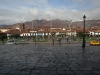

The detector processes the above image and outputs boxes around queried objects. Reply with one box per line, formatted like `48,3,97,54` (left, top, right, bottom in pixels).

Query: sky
0,0,100,25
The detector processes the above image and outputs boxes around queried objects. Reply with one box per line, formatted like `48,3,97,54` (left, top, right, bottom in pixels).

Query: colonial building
1,24,100,39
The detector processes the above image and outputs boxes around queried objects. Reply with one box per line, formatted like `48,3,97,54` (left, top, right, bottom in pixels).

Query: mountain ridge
0,19,100,29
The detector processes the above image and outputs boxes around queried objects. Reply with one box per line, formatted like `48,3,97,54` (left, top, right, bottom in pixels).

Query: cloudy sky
0,0,100,25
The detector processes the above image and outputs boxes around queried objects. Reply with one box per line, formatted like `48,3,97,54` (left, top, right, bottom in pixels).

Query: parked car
90,38,100,46
90,41,100,46
5,39,19,45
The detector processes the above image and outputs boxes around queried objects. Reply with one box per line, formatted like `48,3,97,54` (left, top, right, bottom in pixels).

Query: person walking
58,37,61,45
52,37,54,45
34,37,36,44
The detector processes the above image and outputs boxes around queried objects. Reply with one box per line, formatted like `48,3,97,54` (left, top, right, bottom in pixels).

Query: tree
77,32,83,37
0,33,7,41
10,34,20,39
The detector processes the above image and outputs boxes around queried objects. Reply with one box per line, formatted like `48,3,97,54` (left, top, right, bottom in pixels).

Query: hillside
0,25,12,29
1,19,100,29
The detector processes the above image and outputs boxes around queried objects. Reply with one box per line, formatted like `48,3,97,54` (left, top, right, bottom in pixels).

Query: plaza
0,43,100,75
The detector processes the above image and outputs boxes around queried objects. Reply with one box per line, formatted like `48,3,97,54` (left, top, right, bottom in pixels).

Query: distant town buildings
0,28,10,32
0,23,100,39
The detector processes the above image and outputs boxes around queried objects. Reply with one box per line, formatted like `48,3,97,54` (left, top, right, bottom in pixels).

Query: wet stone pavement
0,43,100,75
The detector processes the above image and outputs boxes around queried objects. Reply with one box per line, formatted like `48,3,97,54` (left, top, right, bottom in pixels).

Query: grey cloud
92,0,100,6
0,0,100,25
1,6,100,25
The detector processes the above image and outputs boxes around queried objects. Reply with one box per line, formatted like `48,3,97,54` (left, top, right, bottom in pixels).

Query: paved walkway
0,43,100,75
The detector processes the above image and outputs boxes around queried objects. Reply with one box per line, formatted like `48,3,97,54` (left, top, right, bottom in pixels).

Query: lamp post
31,5,33,41
68,20,72,39
82,15,86,48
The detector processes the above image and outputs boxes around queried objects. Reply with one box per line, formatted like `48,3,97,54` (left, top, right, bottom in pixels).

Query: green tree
77,32,83,37
0,33,7,41
10,34,20,39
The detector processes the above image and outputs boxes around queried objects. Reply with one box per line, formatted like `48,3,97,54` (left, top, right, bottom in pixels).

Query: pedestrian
66,36,69,41
58,37,61,45
67,38,69,42
34,37,36,44
52,38,54,45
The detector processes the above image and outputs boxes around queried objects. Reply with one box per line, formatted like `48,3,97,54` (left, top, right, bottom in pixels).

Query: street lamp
82,15,86,48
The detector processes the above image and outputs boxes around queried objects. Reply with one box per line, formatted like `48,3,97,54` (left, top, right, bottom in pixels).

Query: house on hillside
0,28,10,32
